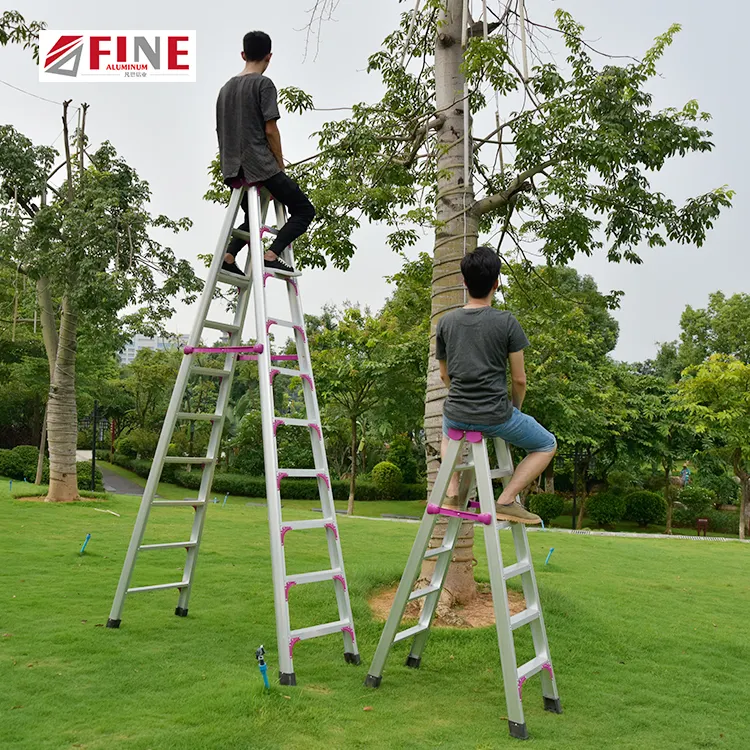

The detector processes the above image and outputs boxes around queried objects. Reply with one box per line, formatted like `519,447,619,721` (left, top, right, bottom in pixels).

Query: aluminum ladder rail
364,429,561,739
106,181,359,686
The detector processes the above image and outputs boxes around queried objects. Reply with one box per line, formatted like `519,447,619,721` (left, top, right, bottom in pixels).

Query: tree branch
471,159,557,218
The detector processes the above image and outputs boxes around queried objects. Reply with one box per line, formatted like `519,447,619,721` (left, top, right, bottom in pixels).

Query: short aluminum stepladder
106,179,360,685
364,429,561,739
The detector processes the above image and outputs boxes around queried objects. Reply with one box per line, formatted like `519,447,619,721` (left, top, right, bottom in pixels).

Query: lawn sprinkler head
255,645,266,665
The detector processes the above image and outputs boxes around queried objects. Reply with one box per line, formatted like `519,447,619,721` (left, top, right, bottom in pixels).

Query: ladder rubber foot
543,696,563,714
405,655,421,669
106,618,121,629
174,607,189,618
279,672,297,686
508,720,529,740
364,674,382,688
344,652,361,665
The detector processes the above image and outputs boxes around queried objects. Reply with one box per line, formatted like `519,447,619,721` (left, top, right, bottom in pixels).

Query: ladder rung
408,584,441,601
490,469,514,479
283,519,333,531
423,545,453,559
152,499,206,507
510,606,540,631
139,541,196,551
278,469,321,479
176,412,221,422
127,581,187,594
393,623,429,644
230,228,253,242
163,456,215,465
204,319,240,334
287,569,341,586
503,561,532,580
517,654,549,681
191,367,232,378
454,463,475,472
267,317,295,329
216,270,251,287
265,267,302,279
276,418,314,428
272,367,304,378
290,619,349,641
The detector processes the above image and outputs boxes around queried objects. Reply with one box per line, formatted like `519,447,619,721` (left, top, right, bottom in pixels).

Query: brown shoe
496,501,542,525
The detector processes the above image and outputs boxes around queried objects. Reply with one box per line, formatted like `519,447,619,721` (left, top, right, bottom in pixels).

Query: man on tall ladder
216,30,316,275
436,247,557,522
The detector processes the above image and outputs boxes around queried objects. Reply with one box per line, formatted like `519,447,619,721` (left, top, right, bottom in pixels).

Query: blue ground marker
544,547,555,566
256,645,270,689
80,533,92,555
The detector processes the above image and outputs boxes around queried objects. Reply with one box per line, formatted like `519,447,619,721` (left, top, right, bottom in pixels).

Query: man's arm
265,120,284,171
439,359,450,388
508,350,527,410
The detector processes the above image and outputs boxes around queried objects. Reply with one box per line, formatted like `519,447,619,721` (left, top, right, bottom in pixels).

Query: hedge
528,493,564,525
587,491,627,527
112,454,426,501
0,445,103,490
625,490,667,527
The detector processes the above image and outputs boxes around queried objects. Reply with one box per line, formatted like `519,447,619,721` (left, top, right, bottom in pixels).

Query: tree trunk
45,295,79,501
576,494,587,530
664,463,673,535
420,0,479,605
35,276,58,486
347,416,357,516
544,464,555,493
739,476,749,541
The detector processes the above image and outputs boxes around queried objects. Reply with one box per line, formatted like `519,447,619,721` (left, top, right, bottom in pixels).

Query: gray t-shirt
435,307,529,424
216,73,281,185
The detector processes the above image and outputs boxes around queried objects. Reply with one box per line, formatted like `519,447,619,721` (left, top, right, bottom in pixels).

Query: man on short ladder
436,246,557,522
216,30,315,276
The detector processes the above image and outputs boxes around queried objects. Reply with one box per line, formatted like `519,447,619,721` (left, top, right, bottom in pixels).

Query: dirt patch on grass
369,583,525,629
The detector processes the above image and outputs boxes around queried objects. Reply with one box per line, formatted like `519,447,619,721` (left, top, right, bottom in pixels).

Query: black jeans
226,171,315,260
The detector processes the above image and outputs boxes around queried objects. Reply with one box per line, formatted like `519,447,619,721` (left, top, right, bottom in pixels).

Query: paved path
97,464,144,496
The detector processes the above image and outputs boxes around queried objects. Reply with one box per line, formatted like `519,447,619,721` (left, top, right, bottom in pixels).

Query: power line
0,77,64,106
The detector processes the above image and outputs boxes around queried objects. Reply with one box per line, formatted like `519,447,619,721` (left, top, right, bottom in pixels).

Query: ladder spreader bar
127,582,187,594
427,503,492,525
139,541,196,551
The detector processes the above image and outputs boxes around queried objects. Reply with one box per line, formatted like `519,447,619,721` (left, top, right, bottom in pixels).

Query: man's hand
439,359,450,388
508,350,527,410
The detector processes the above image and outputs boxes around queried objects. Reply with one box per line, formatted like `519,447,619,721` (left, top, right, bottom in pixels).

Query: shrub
625,490,667,527
607,470,639,496
704,509,739,536
587,491,627,527
696,472,740,507
371,461,403,500
528,493,564,525
673,486,715,527
115,428,159,459
75,461,104,491
388,435,418,483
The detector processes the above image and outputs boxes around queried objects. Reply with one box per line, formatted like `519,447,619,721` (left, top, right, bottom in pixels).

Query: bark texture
45,296,79,501
35,276,58,486
420,0,479,603
347,416,357,516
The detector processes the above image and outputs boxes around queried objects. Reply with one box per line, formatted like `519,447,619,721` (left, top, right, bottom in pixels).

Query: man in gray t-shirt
435,247,557,524
216,31,315,276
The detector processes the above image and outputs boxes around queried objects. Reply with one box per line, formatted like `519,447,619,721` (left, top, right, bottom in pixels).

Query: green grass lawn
2,478,749,749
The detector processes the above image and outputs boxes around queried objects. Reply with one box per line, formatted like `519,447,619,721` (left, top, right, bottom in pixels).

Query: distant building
119,333,189,365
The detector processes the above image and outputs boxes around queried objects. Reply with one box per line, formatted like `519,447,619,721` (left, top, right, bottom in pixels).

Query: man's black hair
460,246,501,299
243,31,272,61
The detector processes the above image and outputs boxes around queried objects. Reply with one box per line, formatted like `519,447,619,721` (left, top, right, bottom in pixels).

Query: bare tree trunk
576,494,587,530
420,0,479,604
46,295,79,501
35,276,58,485
544,464,555,493
347,416,357,516
739,476,749,541
664,463,673,535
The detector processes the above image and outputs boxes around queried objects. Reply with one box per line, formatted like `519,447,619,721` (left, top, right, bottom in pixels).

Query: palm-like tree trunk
45,295,79,501
347,416,357,515
420,0,478,603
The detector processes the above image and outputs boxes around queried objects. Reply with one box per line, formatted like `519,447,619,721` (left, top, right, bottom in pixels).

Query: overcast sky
2,0,747,362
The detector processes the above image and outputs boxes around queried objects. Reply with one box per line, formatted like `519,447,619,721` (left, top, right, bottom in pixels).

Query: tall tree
233,3,730,490
0,121,200,500
674,355,750,539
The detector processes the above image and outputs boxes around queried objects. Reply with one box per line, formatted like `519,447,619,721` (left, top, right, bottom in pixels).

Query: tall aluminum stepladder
364,429,561,740
106,180,360,686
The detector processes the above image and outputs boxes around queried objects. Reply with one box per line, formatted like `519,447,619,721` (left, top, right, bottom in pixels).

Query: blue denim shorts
443,409,557,453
